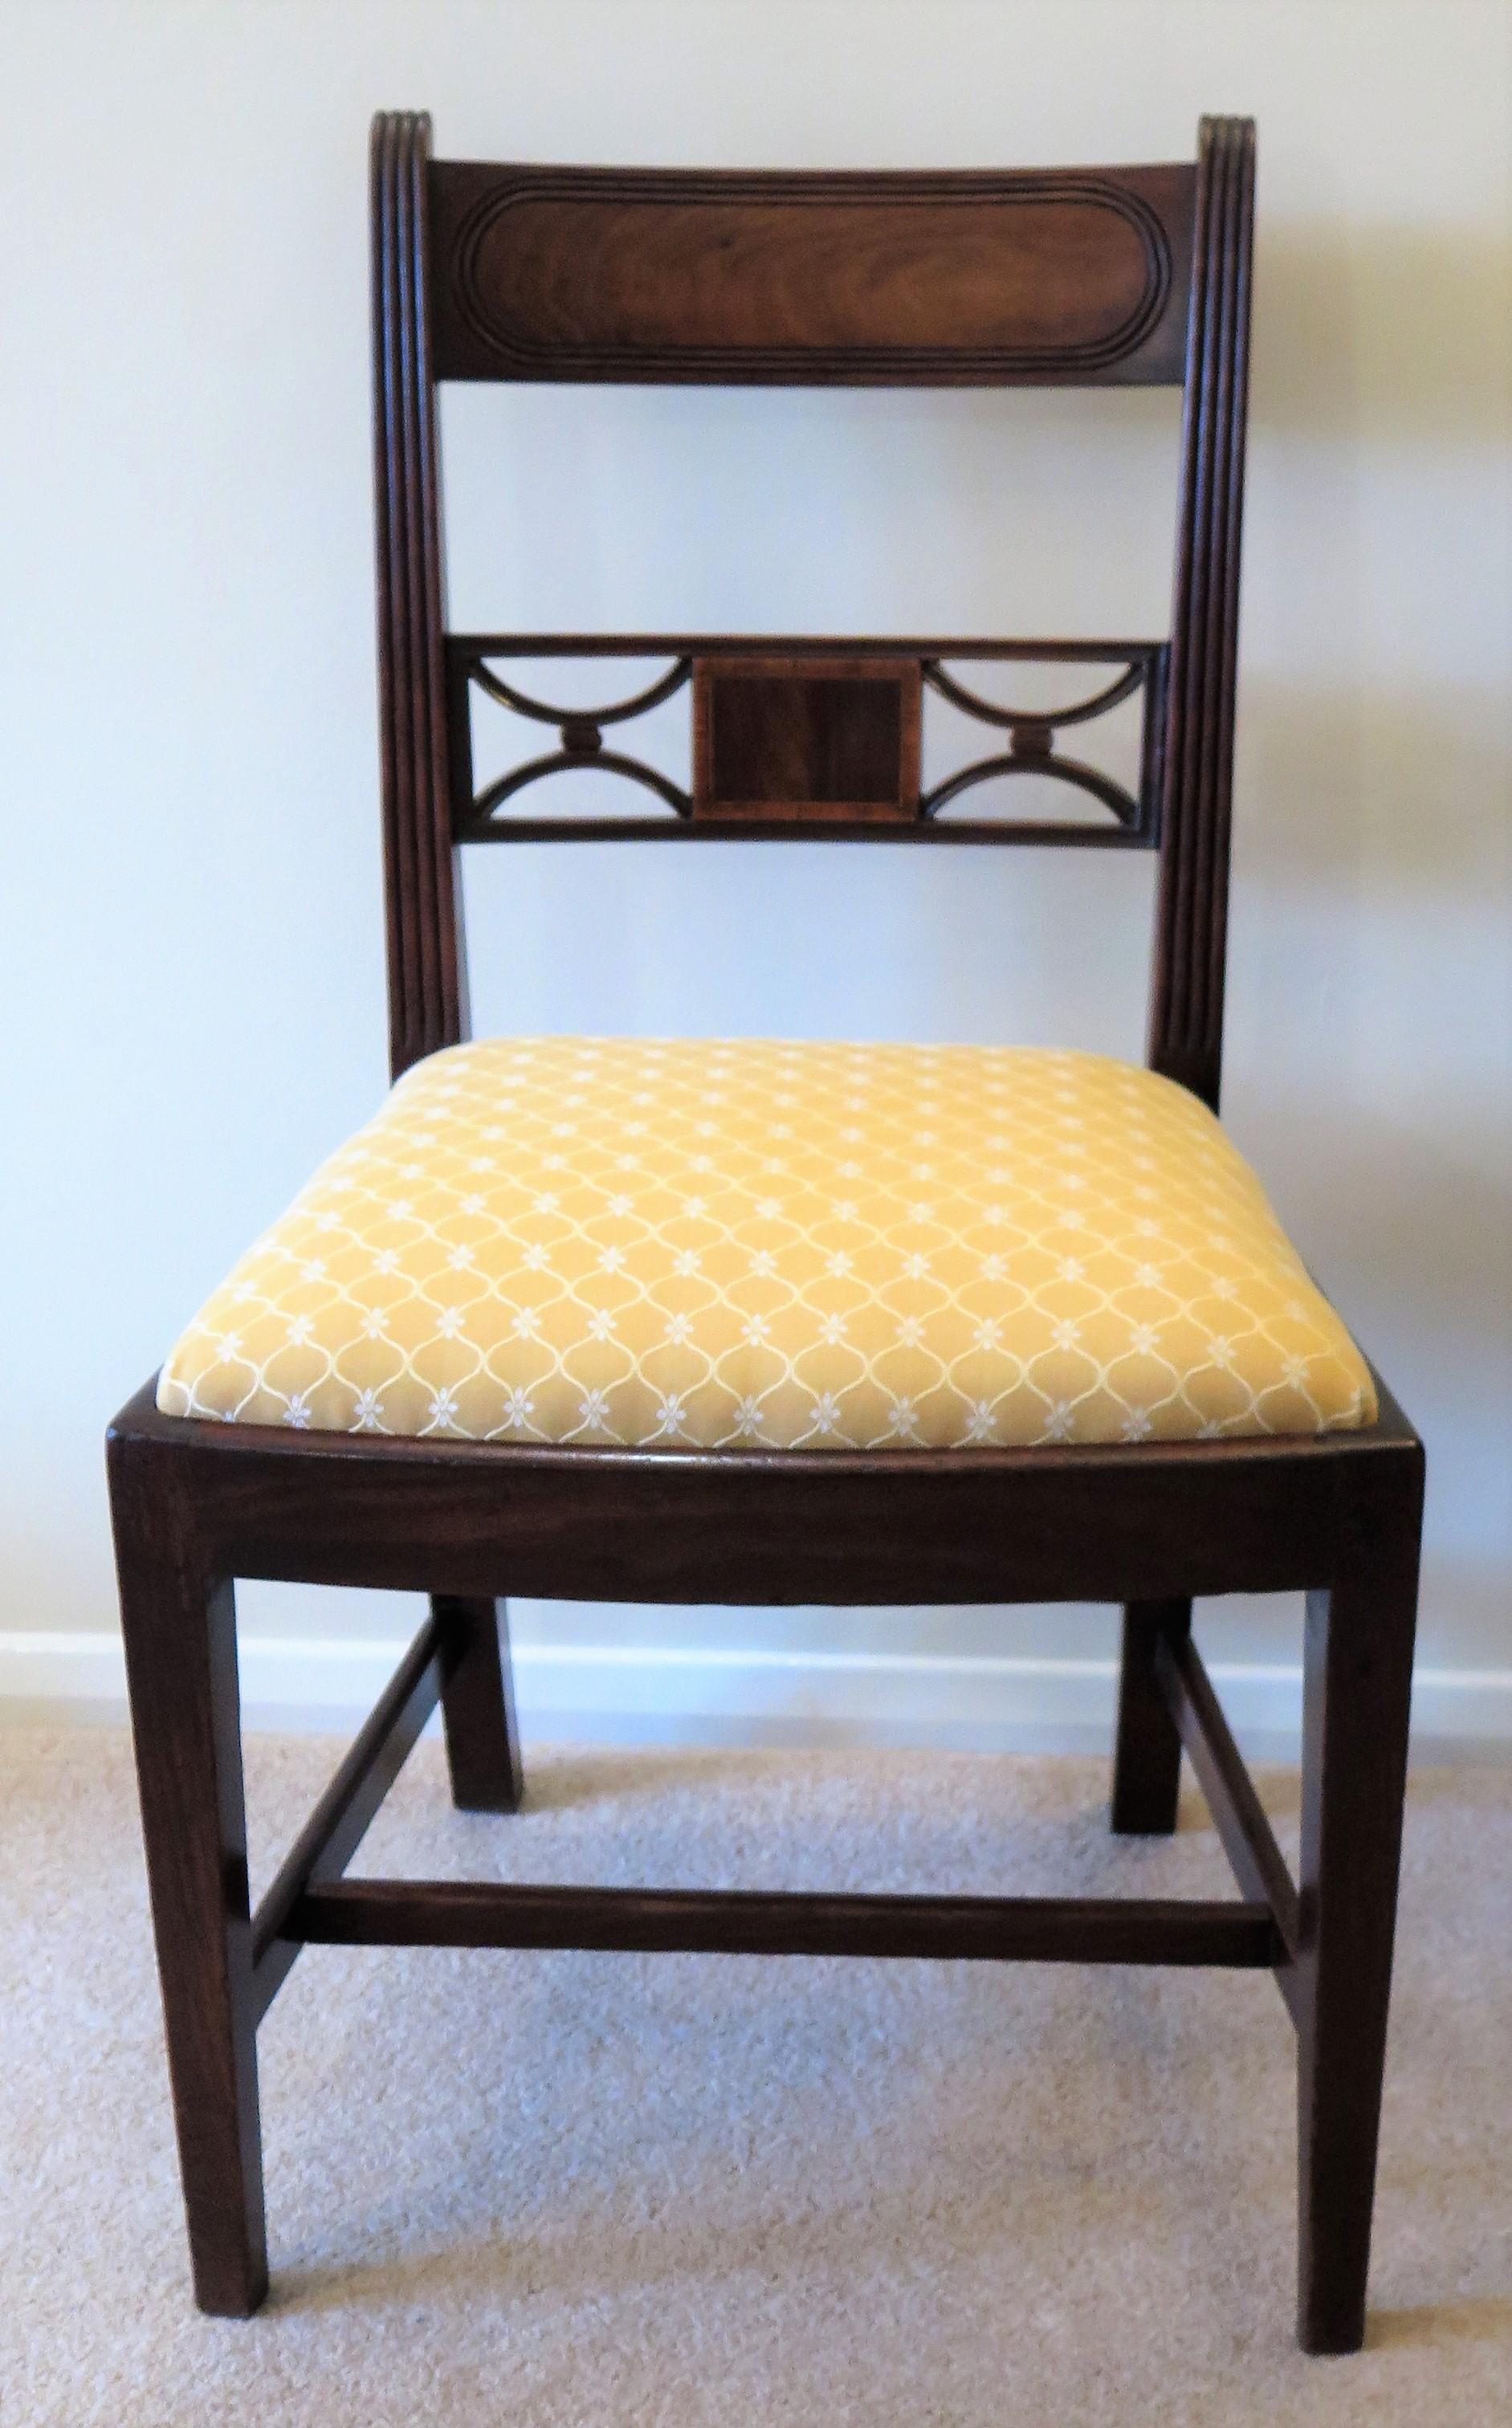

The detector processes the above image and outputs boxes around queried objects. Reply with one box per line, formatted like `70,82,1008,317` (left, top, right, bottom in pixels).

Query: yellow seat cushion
157,1037,1375,1449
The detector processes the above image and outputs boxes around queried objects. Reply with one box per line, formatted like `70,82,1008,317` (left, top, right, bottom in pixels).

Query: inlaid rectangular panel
429,161,1196,387
692,657,921,823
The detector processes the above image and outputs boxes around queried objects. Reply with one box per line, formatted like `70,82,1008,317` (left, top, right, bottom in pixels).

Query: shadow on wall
1236,686,1510,895
1253,222,1512,440
1221,222,1510,1607
1236,1088,1510,1491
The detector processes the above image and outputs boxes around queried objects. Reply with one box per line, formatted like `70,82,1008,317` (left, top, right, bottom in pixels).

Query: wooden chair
108,112,1424,2352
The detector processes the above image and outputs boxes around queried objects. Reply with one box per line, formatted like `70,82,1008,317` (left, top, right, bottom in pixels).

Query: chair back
370,112,1254,1108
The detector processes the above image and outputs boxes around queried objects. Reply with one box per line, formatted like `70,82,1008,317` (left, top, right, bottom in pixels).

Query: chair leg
1295,1485,1420,2355
435,1594,524,1812
115,1530,267,2316
1111,1598,1191,1834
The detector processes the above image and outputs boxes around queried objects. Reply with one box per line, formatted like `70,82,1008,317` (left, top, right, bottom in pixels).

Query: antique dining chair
108,111,1423,2353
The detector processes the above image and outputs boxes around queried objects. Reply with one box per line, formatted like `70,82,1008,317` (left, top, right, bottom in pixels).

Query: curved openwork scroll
919,660,1150,826
472,748,691,823
457,657,694,827
446,638,1166,844
468,656,693,736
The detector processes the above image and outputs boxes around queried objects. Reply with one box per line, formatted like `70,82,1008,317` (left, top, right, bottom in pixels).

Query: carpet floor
2,1727,1510,2426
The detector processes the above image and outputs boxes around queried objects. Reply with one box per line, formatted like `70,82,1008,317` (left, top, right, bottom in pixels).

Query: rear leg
436,1594,524,1811
1111,1598,1191,1834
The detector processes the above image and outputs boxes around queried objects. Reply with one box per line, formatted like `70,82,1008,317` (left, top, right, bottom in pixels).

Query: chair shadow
458,1744,1308,1877
1367,2296,1512,2351
509,1737,1122,1820
511,1741,792,1814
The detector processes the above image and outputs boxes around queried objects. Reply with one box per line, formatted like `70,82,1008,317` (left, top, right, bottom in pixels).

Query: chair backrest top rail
428,157,1197,389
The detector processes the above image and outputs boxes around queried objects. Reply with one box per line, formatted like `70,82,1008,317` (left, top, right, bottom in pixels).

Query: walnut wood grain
692,655,920,821
430,161,1196,388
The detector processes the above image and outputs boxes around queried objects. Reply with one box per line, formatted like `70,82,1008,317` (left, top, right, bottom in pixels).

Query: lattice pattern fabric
157,1037,1375,1449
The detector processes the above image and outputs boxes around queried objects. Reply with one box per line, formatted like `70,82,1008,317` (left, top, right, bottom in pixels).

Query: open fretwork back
370,112,1254,1108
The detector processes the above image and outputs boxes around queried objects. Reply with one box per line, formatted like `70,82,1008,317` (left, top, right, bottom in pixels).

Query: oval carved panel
431,165,1191,385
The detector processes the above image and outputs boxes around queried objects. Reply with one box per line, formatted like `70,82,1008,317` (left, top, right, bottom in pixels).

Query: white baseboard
2,1631,1510,1761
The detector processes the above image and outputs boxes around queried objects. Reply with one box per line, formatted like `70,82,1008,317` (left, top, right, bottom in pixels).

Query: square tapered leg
1294,1473,1421,2353
1111,1599,1192,1835
435,1594,524,1813
114,1515,267,2316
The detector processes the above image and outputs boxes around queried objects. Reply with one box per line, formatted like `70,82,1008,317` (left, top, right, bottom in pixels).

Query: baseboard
2,1631,1508,1762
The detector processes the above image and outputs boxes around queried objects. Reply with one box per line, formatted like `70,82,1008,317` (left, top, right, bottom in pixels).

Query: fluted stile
1147,117,1255,1110
372,110,467,1079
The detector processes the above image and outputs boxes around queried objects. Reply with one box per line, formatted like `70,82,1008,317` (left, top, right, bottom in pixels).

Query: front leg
112,1499,267,2316
1295,1465,1421,2353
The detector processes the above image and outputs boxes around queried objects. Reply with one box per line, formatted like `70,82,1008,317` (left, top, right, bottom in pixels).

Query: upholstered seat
158,1035,1374,1448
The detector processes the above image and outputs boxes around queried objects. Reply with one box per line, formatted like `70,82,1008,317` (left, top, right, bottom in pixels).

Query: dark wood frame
108,112,1424,2355
447,634,1165,842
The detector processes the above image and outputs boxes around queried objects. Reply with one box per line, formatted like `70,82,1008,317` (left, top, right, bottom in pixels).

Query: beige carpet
3,1729,1510,2426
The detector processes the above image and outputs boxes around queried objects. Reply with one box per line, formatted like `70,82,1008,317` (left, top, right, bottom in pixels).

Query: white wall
4,0,1509,1754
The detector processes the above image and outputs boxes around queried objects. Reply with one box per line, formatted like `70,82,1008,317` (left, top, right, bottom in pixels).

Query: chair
108,112,1423,2352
